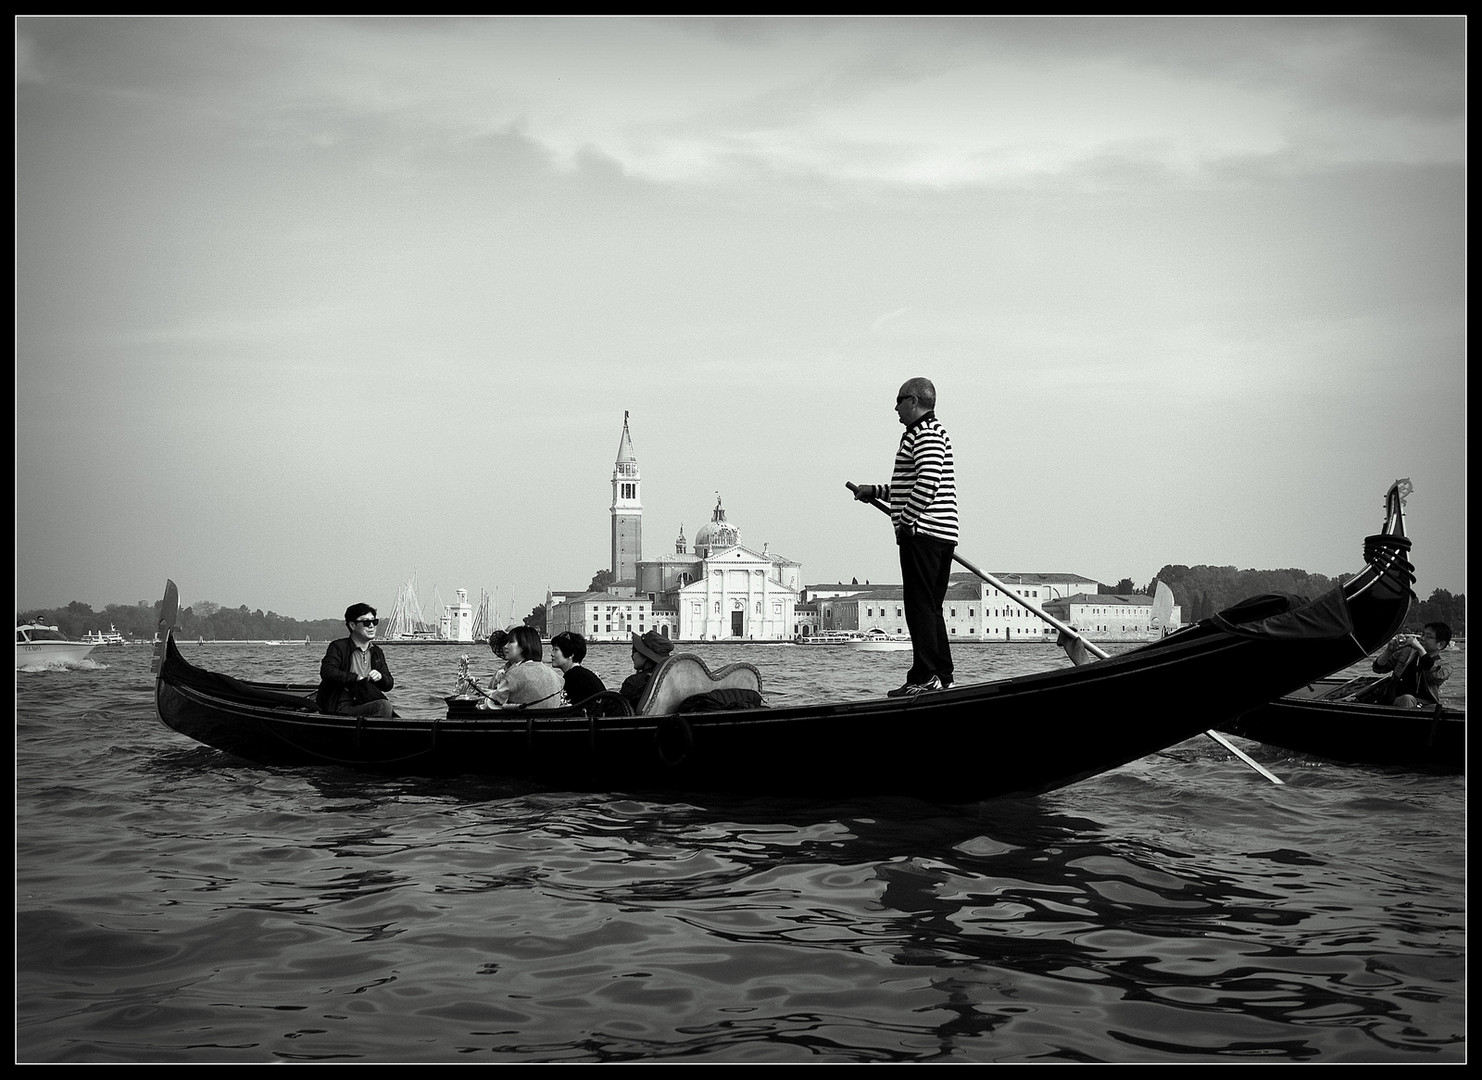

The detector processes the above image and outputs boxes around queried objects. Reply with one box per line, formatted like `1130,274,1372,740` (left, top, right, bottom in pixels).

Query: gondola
1218,673,1464,773
152,481,1417,803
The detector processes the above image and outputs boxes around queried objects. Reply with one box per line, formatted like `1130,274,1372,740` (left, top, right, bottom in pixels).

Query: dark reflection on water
15,643,1466,1063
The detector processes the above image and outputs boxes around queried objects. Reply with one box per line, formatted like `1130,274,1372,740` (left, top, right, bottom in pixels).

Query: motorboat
793,630,864,645
850,628,912,652
17,623,99,668
82,625,127,646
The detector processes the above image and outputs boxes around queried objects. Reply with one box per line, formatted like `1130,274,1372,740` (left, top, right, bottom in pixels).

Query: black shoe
887,675,943,697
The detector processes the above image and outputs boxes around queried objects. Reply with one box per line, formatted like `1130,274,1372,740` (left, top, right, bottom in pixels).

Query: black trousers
899,533,955,684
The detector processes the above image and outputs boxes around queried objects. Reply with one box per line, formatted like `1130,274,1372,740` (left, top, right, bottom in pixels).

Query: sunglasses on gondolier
896,394,915,405
355,618,379,626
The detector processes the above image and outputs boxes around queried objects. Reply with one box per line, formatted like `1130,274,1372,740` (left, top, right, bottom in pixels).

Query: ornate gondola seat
637,653,764,716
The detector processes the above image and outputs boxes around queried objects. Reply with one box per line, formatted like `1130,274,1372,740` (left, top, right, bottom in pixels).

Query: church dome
694,496,739,555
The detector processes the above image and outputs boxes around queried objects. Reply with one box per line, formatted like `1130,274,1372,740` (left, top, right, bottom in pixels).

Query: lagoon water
16,640,1466,1063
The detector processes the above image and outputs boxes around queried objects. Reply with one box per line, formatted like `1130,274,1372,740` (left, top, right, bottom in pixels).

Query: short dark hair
550,631,587,663
510,624,543,662
1425,622,1452,647
489,629,510,655
902,377,936,409
344,603,376,628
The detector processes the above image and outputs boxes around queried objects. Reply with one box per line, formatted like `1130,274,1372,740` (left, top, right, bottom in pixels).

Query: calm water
16,640,1466,1063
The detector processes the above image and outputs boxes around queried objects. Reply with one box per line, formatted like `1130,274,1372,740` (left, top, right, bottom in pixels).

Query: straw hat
631,630,674,665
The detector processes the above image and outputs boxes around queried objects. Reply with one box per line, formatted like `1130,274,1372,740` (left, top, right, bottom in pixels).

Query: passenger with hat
621,629,674,712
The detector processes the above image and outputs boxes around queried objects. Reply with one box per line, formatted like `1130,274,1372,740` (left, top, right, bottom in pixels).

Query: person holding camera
1371,622,1452,708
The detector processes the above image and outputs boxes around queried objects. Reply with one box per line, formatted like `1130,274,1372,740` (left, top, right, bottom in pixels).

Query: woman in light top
482,625,566,709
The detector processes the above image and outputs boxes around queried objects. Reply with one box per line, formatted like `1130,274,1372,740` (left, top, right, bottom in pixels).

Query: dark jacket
620,669,653,712
563,664,607,707
317,636,395,714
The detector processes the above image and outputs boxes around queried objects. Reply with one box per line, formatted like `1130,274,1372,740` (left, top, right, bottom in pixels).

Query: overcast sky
15,16,1466,622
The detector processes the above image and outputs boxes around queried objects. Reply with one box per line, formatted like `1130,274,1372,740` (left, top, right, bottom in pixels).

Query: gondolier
854,377,959,696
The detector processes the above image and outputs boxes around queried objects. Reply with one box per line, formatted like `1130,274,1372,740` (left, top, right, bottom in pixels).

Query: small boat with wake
17,623,99,668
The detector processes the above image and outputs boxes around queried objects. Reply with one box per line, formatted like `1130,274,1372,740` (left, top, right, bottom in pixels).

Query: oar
846,482,1283,785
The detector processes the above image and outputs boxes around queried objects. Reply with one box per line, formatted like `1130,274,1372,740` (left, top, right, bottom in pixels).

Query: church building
545,414,802,642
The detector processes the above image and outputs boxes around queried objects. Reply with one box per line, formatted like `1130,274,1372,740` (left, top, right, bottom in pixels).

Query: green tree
524,604,548,635
587,569,614,593
1408,588,1465,637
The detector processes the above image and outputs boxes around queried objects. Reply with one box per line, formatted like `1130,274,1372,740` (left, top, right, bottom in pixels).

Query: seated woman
480,625,566,709
620,630,674,712
485,627,516,696
550,630,606,707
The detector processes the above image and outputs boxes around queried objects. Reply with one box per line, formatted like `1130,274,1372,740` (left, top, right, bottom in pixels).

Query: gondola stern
151,578,180,676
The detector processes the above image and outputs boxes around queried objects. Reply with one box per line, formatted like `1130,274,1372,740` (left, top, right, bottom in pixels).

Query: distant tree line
175,601,347,642
15,598,345,642
1139,565,1464,636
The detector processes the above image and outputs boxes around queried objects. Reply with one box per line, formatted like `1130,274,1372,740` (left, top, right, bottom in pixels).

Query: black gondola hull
152,481,1419,802
1221,678,1464,773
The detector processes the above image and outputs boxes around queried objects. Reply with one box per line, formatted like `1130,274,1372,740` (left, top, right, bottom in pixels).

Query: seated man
317,603,395,718
1371,622,1452,708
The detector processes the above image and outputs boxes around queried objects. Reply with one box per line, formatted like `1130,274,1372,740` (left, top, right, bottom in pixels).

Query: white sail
384,573,438,639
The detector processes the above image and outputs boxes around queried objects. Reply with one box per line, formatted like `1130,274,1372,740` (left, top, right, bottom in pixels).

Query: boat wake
17,656,106,673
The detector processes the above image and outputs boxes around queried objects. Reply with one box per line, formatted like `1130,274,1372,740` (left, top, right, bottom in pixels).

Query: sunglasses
355,618,379,627
896,394,915,405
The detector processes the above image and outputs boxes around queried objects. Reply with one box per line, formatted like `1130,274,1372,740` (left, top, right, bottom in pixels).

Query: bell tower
610,411,642,586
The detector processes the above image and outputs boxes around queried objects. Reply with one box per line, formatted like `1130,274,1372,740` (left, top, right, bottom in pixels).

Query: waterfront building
972,572,1102,642
1043,593,1183,644
797,572,1137,642
545,592,675,644
437,588,475,643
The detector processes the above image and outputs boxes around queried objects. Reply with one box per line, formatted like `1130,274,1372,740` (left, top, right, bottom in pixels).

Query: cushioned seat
636,653,763,716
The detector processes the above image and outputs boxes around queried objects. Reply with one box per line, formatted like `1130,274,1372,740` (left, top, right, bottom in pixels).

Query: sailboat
382,574,440,641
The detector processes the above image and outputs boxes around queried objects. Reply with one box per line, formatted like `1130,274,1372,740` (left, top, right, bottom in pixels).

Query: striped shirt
881,412,958,545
